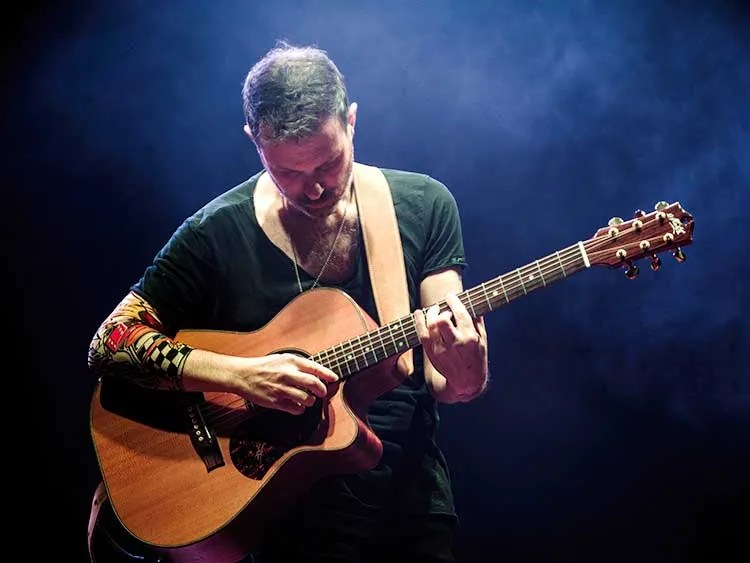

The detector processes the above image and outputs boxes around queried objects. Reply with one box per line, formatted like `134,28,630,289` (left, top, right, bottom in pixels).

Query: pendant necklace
286,186,354,294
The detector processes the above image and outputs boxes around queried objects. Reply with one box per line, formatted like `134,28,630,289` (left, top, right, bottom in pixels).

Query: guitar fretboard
313,242,590,380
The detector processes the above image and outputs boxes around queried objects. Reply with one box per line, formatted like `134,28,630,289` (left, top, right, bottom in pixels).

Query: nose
303,181,325,200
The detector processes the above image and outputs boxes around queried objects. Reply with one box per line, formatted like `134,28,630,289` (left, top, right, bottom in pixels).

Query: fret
516,268,528,295
336,343,352,377
398,318,411,350
577,241,591,268
464,292,477,317
535,260,546,287
386,324,398,355
499,276,510,303
360,336,376,367
481,282,493,311
378,326,389,359
350,335,364,369
397,321,407,351
347,342,360,372
555,250,567,277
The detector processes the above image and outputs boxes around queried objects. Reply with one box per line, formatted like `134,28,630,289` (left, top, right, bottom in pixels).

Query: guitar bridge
184,402,225,472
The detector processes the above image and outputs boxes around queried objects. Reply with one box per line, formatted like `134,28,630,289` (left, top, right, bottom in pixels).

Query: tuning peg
673,247,686,263
634,209,646,218
608,217,624,227
623,261,640,279
649,254,662,271
654,201,669,211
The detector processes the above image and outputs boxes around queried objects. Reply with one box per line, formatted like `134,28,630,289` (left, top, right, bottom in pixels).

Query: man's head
242,42,350,147
242,42,358,218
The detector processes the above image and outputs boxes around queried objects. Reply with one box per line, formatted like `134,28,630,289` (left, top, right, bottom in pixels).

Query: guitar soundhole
230,399,327,479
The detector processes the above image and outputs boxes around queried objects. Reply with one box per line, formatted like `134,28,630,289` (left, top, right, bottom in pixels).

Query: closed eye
319,155,341,171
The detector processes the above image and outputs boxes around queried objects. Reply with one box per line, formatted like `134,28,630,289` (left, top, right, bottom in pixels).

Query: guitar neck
314,241,590,380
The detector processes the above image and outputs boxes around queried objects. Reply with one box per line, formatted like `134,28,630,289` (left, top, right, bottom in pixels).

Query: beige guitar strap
353,162,414,377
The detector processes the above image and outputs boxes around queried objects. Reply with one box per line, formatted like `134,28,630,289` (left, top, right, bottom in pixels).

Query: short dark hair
241,41,350,145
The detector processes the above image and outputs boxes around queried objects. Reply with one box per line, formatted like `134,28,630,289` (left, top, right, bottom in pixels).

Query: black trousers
255,487,457,563
256,513,456,563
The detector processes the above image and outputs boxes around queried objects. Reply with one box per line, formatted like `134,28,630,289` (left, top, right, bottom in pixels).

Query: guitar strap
352,162,414,378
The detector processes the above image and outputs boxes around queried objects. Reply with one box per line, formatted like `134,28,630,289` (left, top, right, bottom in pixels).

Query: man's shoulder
187,173,261,227
372,167,448,194
376,167,454,204
380,167,434,185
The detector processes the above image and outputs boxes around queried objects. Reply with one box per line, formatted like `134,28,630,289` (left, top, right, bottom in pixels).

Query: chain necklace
286,186,354,294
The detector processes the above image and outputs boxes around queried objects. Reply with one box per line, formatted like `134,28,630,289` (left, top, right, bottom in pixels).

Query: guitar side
89,288,402,562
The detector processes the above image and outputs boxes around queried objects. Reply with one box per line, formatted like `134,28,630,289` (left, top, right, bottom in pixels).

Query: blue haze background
5,0,748,561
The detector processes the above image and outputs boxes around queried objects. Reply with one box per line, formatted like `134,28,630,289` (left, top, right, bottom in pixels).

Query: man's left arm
415,266,489,404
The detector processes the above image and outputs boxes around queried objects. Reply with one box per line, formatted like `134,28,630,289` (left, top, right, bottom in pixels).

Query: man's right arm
87,291,338,414
88,290,198,391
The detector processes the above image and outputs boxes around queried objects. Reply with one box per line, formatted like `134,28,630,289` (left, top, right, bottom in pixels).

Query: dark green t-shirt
133,167,467,516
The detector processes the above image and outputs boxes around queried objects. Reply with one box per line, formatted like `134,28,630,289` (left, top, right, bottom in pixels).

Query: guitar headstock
584,201,694,278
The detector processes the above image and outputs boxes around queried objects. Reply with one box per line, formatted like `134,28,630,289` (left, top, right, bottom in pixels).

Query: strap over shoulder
353,162,414,377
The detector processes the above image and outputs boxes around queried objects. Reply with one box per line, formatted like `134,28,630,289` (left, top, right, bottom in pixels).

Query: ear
244,123,265,158
348,102,358,130
243,123,255,142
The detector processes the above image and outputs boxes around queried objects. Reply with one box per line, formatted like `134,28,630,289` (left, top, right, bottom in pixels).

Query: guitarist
87,40,490,563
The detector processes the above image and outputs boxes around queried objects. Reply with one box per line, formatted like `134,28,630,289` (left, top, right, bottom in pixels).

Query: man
88,41,489,562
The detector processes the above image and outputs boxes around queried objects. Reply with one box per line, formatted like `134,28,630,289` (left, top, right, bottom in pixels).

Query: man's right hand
182,349,339,415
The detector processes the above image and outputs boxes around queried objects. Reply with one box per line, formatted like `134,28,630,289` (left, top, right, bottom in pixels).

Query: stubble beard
288,151,355,223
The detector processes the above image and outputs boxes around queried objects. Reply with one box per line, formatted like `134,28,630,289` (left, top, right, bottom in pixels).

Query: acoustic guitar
90,201,694,562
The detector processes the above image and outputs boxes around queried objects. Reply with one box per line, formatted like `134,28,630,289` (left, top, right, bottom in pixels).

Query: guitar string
298,245,585,374
324,227,666,377
322,218,675,373
201,226,666,424
198,244,591,424
199,250,586,427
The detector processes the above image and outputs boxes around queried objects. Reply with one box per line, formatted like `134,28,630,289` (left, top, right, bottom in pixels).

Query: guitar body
90,288,405,563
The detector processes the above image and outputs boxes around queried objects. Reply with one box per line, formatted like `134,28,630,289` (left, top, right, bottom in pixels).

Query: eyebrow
278,152,341,174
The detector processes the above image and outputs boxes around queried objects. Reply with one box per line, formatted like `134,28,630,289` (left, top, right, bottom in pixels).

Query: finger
295,355,339,383
426,300,457,330
418,306,442,346
436,321,457,346
475,316,487,341
414,308,426,333
425,304,443,332
275,398,307,416
283,383,313,405
445,293,473,327
294,373,330,399
414,308,430,342
426,308,452,340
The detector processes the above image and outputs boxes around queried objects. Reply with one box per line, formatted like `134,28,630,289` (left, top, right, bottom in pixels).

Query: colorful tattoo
88,292,192,390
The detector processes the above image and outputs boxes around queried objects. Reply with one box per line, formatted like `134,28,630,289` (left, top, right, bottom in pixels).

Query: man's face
255,108,356,219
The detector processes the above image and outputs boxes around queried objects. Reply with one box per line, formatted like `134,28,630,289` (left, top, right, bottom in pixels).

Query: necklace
286,186,354,294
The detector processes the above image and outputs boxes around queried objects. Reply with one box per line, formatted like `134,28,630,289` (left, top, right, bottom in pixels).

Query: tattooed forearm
87,291,193,391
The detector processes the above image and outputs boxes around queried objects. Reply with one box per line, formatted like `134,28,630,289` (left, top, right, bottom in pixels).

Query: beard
284,152,354,220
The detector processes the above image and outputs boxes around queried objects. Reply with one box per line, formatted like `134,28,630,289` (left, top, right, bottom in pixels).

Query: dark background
5,1,748,561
